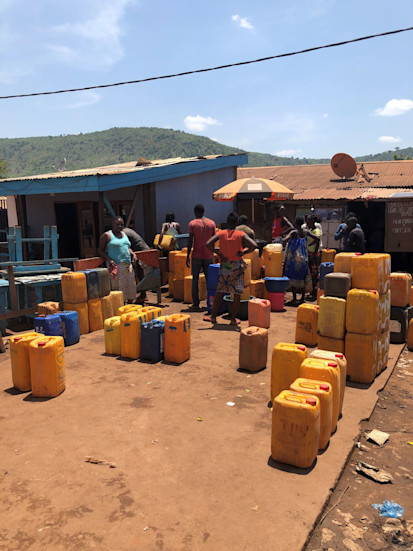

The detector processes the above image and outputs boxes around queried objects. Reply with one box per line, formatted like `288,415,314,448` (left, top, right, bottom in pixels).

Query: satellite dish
331,153,357,179
58,158,66,172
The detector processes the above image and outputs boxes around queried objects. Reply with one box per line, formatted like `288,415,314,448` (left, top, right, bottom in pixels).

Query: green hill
0,127,411,178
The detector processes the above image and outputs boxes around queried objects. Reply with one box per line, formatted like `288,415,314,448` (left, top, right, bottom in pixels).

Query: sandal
203,316,217,324
230,318,241,326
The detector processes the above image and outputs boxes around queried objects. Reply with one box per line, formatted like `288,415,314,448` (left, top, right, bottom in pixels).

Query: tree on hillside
0,160,7,178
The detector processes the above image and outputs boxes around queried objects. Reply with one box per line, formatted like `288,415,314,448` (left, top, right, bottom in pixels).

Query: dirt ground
0,291,410,551
305,347,413,551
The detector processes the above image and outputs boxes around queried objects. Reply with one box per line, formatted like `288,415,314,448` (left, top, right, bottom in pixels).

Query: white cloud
374,99,413,117
50,0,135,68
378,136,402,144
231,14,254,31
184,115,221,132
276,149,302,157
53,91,101,110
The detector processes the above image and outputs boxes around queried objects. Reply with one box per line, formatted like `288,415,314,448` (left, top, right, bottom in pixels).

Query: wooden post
125,186,141,229
7,266,18,312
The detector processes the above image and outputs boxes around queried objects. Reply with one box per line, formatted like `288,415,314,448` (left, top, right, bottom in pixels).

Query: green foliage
0,127,412,178
0,159,7,179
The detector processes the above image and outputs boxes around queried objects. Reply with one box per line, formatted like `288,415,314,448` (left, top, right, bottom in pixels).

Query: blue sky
0,0,412,159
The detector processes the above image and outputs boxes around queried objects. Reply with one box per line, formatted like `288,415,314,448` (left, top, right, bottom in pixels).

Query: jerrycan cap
335,353,344,359
306,397,317,406
320,384,330,391
328,362,338,367
38,341,47,347
297,345,306,351
369,289,378,294
355,252,362,256
314,305,319,309
13,336,23,341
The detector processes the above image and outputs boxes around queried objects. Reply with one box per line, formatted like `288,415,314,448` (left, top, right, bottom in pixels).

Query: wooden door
78,202,97,258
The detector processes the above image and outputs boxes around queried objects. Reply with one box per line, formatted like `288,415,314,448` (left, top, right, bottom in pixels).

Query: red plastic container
268,292,285,311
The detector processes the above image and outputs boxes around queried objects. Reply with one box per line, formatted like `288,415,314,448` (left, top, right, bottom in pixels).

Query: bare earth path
0,298,405,550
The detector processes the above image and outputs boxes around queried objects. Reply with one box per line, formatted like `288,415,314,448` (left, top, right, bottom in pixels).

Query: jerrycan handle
284,394,305,404
299,382,317,390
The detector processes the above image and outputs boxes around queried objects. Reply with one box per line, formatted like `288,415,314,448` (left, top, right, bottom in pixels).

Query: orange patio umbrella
213,177,294,202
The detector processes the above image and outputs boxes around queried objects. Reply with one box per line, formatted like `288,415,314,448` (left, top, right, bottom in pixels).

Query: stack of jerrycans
82,269,103,332
62,272,89,335
244,249,265,299
172,252,191,301
349,253,391,382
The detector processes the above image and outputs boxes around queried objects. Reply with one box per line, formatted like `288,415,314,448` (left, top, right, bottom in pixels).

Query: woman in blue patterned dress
283,216,319,306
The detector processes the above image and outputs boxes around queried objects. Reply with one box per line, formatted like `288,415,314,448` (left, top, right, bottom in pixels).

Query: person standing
186,204,216,310
334,212,360,251
98,217,136,304
236,214,255,239
160,212,181,241
271,204,293,243
346,217,365,253
205,212,257,325
283,216,319,306
123,227,150,303
306,215,322,301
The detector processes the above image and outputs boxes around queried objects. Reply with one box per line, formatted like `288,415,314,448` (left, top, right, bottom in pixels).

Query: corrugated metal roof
293,187,413,201
0,154,241,183
238,160,413,192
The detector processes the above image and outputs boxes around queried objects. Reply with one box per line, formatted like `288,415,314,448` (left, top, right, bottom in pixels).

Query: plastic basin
264,277,289,293
223,295,255,321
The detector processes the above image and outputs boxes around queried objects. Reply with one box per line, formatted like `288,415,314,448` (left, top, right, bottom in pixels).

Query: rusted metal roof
293,187,413,201
238,160,413,193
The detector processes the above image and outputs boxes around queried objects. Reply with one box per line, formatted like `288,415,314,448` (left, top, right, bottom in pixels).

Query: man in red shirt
186,204,216,310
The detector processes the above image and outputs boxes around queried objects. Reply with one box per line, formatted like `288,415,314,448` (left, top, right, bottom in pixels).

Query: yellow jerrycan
300,357,340,433
290,378,333,450
120,311,146,359
118,304,142,317
250,279,265,298
10,332,43,392
88,298,103,332
100,295,114,321
270,342,307,403
321,249,336,263
61,271,87,303
346,289,379,335
110,291,124,316
334,252,360,274
164,314,191,364
390,272,412,307
244,249,262,279
271,390,320,469
345,332,378,384
63,301,89,335
104,316,121,355
295,304,319,347
140,306,163,322
317,334,345,354
309,349,347,414
378,291,391,333
318,296,346,340
351,253,391,294
29,336,65,398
